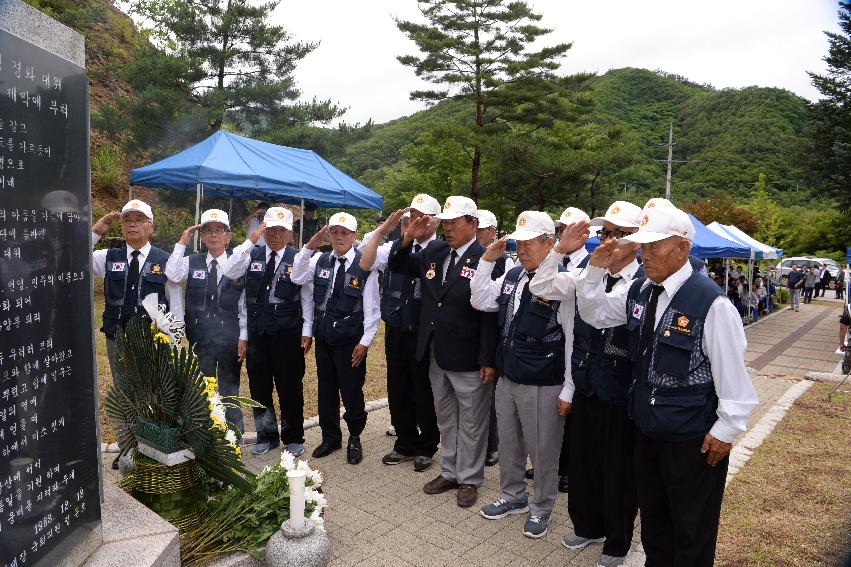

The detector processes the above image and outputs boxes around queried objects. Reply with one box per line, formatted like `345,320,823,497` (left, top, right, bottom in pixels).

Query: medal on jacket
425,261,436,280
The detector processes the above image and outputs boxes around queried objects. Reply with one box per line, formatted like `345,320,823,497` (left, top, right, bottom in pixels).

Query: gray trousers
496,377,564,516
429,350,492,486
790,288,801,309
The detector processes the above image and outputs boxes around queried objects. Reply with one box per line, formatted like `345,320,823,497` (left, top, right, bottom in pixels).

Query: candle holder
264,469,331,567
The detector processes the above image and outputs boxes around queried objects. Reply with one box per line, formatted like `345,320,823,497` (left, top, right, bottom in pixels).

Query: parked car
776,257,841,287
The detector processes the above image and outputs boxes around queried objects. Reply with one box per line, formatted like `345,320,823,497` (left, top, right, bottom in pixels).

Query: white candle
287,470,306,529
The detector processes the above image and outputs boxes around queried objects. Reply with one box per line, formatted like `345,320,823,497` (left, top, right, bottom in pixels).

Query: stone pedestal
265,519,331,567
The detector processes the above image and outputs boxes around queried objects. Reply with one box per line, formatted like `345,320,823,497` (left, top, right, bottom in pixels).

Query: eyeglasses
201,227,228,235
123,219,151,226
598,228,632,240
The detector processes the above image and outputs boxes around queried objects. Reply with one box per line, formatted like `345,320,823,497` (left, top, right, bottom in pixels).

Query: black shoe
524,468,535,480
312,440,342,459
111,455,120,470
382,450,414,465
558,475,569,493
413,455,433,472
485,451,499,466
347,436,363,465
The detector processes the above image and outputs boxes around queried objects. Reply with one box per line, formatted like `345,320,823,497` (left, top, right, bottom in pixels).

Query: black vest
312,249,371,345
244,245,303,336
101,246,171,338
626,271,723,441
380,240,423,331
185,253,245,345
495,266,565,386
572,264,645,406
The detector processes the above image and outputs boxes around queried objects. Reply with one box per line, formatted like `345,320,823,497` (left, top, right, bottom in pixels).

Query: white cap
590,201,643,228
507,211,555,242
409,194,441,215
264,207,293,230
329,212,358,232
121,199,153,221
644,197,675,210
476,210,497,229
200,208,229,228
622,206,696,244
554,207,590,226
436,196,477,220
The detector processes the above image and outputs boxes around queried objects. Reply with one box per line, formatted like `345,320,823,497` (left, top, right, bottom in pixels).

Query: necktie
413,243,422,253
520,271,535,304
605,274,620,293
562,256,571,269
332,257,346,299
260,250,277,303
207,259,219,307
124,250,140,308
444,250,458,285
640,284,664,353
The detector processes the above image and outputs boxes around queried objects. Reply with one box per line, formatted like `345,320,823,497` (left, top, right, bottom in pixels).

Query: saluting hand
249,221,266,244
700,433,732,466
92,211,121,236
305,225,329,250
555,220,590,255
401,215,436,247
480,366,495,385
482,236,508,262
351,344,368,367
588,235,619,269
179,224,201,246
378,208,408,237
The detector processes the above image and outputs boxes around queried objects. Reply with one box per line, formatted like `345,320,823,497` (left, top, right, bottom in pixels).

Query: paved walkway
242,301,844,567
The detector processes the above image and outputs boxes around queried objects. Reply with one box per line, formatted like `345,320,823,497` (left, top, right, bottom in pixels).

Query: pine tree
396,0,575,203
804,2,851,209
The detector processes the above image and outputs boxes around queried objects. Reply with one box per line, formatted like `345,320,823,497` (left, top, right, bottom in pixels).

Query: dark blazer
388,238,498,372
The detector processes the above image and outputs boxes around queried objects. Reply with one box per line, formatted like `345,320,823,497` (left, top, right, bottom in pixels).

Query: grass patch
94,279,388,444
716,382,851,567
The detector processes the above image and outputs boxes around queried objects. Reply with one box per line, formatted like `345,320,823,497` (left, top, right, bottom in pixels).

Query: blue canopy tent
130,130,383,247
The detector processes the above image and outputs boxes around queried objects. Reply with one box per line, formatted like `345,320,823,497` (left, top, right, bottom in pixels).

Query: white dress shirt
562,246,589,273
443,237,477,281
91,233,184,322
358,230,438,271
219,239,314,337
577,260,759,443
165,243,248,340
473,258,578,402
290,245,381,347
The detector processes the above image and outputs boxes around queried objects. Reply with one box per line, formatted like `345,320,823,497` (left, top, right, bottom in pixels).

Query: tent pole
299,197,304,248
194,183,202,253
725,259,729,293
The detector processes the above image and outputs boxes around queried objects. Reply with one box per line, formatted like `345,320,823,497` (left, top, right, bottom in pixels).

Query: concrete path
242,301,845,567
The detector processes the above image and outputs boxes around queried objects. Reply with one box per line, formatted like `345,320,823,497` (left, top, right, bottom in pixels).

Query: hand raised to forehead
482,235,508,262
305,225,329,250
554,220,590,254
588,235,619,269
378,208,408,237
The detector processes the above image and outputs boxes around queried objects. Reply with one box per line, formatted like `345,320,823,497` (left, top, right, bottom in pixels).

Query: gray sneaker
597,554,626,567
479,494,529,520
561,532,606,550
522,513,550,539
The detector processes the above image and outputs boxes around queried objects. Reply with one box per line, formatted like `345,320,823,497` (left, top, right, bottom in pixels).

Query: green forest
24,0,851,261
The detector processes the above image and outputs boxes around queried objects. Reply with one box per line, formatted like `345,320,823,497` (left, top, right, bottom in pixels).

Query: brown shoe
456,484,478,508
423,475,459,495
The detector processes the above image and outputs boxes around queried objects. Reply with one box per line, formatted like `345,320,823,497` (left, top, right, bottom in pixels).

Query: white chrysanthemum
309,509,325,532
225,429,237,445
304,487,328,509
295,459,323,486
280,450,296,471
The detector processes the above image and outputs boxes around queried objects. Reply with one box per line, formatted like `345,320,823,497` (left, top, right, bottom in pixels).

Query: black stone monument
0,3,101,565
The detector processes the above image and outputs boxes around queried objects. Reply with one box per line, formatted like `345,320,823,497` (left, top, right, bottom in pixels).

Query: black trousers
385,326,439,456
246,331,305,446
567,394,637,557
316,339,367,445
558,413,571,476
634,431,728,567
195,340,244,437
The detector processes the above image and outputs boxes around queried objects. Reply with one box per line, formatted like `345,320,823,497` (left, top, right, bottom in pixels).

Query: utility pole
665,121,673,200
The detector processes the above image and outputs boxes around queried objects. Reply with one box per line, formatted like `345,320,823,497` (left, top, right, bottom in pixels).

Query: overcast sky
272,0,842,125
